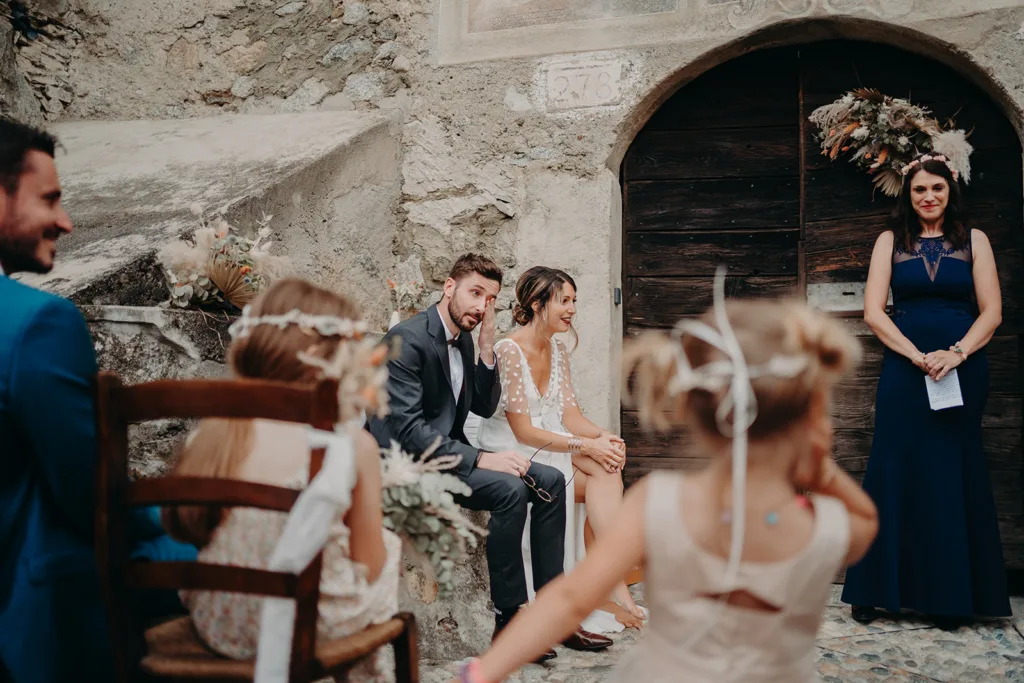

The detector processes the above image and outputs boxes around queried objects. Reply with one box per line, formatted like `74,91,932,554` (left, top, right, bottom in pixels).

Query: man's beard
0,232,52,274
448,296,480,333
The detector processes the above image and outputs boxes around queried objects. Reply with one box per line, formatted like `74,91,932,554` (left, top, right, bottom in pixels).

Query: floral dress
181,461,402,681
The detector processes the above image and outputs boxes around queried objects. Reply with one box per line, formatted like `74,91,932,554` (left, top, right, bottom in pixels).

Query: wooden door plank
625,275,800,326
624,127,799,181
624,178,800,232
626,230,800,277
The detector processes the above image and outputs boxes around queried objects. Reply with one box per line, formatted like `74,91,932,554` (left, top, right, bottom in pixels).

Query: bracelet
950,342,967,362
458,658,492,683
567,436,583,455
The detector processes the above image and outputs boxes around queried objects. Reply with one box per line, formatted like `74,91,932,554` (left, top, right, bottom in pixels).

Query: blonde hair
163,278,365,547
623,298,861,444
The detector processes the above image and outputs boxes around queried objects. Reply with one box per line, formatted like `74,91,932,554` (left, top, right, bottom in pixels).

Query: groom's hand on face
478,297,498,366
477,450,531,477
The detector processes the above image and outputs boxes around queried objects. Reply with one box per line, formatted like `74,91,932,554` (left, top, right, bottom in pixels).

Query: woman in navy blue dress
841,153,1011,628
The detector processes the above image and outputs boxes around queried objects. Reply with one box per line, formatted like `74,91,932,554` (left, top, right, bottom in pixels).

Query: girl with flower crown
452,277,879,683
162,278,401,682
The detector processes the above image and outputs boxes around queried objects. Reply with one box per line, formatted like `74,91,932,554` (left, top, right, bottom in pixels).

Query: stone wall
1,18,42,123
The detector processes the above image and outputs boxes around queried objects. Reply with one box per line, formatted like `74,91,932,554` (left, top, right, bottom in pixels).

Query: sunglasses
522,441,578,504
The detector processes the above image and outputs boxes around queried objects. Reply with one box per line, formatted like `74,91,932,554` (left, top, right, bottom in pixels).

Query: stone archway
618,38,1024,572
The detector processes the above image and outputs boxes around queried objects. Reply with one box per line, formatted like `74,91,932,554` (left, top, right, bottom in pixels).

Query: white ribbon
253,427,358,683
668,266,807,650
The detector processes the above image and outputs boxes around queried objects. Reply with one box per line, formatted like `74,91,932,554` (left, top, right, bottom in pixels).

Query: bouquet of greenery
808,88,972,197
159,206,290,311
378,439,486,599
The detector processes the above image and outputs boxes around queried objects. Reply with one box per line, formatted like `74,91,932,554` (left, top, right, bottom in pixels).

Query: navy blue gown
841,234,1011,618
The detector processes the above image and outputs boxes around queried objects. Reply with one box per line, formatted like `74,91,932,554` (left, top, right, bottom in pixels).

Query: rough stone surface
83,305,231,477
0,21,42,124
342,2,370,26
274,1,306,17
23,111,403,332
399,509,494,662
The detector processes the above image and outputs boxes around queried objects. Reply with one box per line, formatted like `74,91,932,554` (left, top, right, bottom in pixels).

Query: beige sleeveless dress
609,472,850,683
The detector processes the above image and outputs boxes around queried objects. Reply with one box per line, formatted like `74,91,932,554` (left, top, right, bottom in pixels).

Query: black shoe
851,606,878,624
492,606,557,663
931,615,965,632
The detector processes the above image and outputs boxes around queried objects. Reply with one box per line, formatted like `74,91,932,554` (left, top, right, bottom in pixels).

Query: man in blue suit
0,117,195,683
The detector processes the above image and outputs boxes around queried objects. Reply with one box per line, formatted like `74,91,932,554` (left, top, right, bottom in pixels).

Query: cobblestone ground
419,587,1024,682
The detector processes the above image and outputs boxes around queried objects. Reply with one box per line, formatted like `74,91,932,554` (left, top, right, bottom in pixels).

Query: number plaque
545,58,622,110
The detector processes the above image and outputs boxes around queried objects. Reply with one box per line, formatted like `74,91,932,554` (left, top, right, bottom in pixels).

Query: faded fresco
468,0,678,33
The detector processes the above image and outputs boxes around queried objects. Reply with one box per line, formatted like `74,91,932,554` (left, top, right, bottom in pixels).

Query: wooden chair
94,371,419,682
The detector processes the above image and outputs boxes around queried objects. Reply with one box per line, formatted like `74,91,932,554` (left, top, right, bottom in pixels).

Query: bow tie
447,336,460,347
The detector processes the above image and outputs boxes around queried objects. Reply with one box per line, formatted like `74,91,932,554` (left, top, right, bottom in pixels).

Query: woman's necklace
719,492,810,527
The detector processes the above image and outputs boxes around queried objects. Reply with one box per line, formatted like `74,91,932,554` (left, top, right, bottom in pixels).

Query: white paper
925,369,964,411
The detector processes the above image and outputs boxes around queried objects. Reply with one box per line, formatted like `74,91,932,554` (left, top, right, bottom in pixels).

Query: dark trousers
456,462,566,610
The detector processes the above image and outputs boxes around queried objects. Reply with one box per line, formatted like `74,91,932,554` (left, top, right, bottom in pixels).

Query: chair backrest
94,371,340,683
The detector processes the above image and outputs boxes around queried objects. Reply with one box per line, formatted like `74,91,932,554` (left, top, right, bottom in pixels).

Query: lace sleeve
556,340,579,412
497,342,530,415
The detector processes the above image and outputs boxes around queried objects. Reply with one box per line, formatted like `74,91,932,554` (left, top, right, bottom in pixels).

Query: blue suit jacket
0,274,195,683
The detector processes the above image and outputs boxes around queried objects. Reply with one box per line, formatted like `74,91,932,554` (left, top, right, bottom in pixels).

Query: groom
368,253,612,658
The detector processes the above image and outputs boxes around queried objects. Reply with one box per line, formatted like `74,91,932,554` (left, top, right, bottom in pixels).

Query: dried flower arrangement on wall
809,88,973,197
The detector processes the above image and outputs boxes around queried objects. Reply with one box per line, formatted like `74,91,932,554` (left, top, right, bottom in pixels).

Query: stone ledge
399,509,494,662
20,110,403,331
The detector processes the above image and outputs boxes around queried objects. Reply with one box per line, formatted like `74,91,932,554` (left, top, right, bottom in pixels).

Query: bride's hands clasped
583,433,626,473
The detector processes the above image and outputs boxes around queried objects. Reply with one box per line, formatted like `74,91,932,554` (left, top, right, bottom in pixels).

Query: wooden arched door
621,40,1024,570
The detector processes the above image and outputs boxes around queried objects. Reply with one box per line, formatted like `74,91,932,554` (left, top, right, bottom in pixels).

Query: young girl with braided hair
453,271,879,683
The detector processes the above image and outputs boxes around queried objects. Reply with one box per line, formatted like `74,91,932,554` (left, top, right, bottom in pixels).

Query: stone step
17,110,402,332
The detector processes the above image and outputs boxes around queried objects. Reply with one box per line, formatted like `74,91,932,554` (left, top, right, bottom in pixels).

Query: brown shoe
562,628,612,651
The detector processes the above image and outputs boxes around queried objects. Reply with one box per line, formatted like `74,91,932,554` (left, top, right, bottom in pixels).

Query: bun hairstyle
512,266,579,349
623,298,860,442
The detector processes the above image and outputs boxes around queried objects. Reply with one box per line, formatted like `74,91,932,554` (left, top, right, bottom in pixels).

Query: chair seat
140,616,407,680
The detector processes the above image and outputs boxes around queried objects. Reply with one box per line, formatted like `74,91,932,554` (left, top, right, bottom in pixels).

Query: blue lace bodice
891,235,974,310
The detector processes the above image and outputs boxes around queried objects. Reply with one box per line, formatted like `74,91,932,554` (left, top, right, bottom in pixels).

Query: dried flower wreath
808,88,973,197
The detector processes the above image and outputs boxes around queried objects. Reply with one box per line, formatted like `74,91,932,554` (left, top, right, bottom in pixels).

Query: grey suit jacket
367,306,502,479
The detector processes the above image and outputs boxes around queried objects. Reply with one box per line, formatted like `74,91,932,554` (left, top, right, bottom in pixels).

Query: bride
476,266,645,628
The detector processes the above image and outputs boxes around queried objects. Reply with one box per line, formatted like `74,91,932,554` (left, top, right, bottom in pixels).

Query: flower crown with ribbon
227,304,390,422
900,153,959,181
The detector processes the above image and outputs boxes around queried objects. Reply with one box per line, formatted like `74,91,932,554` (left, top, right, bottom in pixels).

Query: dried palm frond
873,169,903,198
208,259,258,309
